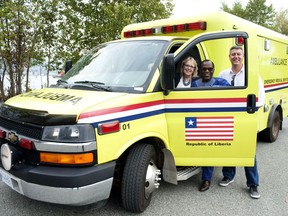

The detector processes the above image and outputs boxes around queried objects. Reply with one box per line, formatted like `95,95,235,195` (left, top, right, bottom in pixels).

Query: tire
121,144,161,212
261,110,281,142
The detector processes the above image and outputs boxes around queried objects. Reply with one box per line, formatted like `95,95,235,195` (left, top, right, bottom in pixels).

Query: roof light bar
123,28,155,38
123,21,206,38
162,21,206,33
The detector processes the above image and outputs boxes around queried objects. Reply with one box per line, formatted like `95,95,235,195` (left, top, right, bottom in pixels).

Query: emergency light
123,21,206,38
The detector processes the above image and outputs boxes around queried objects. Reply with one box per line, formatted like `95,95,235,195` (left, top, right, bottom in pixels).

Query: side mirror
161,54,175,93
65,60,72,73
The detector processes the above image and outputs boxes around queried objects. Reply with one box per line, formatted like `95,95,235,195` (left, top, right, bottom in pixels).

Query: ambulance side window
175,37,248,89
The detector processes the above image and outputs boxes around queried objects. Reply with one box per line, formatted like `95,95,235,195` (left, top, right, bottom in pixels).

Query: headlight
42,124,95,142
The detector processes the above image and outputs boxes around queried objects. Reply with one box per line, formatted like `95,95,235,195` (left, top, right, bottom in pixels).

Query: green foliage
221,0,278,30
0,0,173,99
274,9,288,35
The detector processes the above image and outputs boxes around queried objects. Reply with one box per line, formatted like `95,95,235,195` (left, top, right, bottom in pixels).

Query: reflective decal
20,91,82,105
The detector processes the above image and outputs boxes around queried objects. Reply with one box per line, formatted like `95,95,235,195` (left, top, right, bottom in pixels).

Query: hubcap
145,160,161,199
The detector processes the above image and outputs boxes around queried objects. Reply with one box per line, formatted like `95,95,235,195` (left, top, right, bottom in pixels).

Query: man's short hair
230,45,243,52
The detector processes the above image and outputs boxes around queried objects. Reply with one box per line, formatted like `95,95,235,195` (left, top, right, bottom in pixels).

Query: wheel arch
118,137,166,167
113,136,168,184
267,104,283,130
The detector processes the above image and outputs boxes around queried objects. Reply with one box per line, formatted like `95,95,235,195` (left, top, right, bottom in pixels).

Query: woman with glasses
176,56,199,88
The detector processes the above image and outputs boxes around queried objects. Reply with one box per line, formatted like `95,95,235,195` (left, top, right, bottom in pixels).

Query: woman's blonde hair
181,56,198,77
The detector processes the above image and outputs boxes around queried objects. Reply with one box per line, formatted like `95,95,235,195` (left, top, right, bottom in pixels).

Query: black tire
121,144,160,212
261,110,281,142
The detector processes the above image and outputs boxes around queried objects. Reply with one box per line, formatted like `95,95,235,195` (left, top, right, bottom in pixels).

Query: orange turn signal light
40,152,94,165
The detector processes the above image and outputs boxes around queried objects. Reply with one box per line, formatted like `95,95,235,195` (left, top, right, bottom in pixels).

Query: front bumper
0,161,115,206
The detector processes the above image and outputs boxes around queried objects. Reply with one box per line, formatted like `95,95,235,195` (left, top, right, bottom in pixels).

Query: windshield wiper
73,81,111,91
56,79,69,88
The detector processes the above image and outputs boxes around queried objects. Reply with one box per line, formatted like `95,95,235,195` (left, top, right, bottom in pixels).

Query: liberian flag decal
185,116,234,141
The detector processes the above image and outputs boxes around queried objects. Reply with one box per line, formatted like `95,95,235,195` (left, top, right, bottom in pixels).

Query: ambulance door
164,31,259,167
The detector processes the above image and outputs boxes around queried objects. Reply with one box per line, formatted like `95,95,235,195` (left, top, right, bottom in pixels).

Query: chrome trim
0,167,112,206
34,140,97,153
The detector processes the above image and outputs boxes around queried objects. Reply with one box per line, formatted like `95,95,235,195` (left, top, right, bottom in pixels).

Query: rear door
165,31,259,167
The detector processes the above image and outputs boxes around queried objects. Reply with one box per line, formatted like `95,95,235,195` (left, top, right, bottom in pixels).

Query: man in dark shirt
192,60,230,87
194,59,230,192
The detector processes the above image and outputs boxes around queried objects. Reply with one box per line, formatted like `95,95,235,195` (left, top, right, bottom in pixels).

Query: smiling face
200,61,214,82
183,60,196,78
229,47,244,67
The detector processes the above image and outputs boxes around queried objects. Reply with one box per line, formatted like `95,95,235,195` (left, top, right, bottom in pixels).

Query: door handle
247,94,256,114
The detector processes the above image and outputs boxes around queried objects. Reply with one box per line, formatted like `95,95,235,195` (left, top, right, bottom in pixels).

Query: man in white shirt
217,45,264,199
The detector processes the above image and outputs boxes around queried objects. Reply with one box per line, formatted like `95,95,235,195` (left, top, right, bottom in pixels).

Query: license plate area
0,169,15,189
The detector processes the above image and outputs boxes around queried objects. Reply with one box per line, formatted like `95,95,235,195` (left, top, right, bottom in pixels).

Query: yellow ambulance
0,11,288,212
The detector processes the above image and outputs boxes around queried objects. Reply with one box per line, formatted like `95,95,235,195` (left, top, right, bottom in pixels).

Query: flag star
188,119,194,126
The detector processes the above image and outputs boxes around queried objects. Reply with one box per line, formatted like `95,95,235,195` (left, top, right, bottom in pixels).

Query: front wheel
121,144,161,212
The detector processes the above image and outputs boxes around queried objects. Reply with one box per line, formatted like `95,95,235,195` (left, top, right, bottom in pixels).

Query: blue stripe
91,107,249,127
92,109,165,127
265,85,288,93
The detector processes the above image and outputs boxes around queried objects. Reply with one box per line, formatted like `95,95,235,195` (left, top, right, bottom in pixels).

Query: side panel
165,32,259,166
258,36,288,131
78,92,169,164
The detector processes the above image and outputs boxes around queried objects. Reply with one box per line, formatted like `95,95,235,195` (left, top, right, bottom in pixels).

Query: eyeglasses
201,67,213,72
231,74,236,86
184,64,195,69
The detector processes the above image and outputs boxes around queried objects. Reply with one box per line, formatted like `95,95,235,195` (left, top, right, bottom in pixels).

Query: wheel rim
272,116,280,138
144,160,161,199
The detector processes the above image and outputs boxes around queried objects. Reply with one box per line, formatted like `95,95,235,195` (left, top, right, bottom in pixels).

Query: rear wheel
121,144,161,212
260,110,281,142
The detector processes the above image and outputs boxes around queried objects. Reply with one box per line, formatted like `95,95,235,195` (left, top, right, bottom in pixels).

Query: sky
172,0,288,18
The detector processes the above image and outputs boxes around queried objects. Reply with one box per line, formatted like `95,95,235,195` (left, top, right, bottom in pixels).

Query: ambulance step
177,166,201,181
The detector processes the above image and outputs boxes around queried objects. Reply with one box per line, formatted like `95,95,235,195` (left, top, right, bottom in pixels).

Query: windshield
61,40,167,92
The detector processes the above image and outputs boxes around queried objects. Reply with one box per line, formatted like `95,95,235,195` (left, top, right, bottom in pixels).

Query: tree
221,0,276,29
0,0,174,100
58,0,174,59
221,1,246,18
0,0,34,99
274,9,288,36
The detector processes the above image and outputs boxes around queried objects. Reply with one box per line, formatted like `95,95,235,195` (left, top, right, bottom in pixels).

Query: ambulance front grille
0,116,43,140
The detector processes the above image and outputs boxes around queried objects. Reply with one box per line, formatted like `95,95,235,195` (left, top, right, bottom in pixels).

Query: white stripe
78,104,165,123
165,102,246,108
186,128,233,131
186,132,234,135
78,101,242,123
186,136,233,140
196,123,234,127
197,118,233,122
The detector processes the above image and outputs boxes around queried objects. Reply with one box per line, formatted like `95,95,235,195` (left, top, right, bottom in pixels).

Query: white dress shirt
218,66,265,106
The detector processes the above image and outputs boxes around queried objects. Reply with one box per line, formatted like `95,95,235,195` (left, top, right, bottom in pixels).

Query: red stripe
186,135,233,136
265,81,288,88
194,125,233,128
186,138,233,141
197,116,234,119
79,98,244,119
79,100,164,119
186,130,233,132
196,121,234,124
